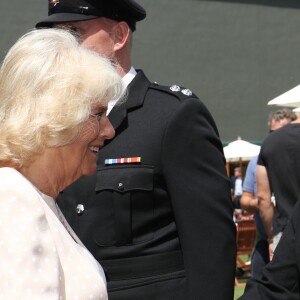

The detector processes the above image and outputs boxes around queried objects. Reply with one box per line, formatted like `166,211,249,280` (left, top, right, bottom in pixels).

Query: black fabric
240,200,300,299
95,165,154,192
257,123,300,234
57,70,236,299
251,239,269,278
108,270,186,300
101,250,184,280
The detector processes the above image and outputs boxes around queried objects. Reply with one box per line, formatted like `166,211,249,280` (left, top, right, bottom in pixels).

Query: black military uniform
37,1,236,299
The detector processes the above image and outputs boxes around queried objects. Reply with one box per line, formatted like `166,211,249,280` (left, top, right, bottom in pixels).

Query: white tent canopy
223,138,261,162
293,107,300,112
268,84,300,108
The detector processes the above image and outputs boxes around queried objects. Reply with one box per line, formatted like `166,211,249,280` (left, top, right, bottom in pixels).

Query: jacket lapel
108,70,151,131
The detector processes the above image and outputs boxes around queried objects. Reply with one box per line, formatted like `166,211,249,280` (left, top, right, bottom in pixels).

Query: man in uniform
36,1,236,299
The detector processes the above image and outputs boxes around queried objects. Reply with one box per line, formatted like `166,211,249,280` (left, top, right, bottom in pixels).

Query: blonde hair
0,28,125,166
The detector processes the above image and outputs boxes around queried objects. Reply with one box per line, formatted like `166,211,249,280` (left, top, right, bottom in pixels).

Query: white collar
107,67,137,115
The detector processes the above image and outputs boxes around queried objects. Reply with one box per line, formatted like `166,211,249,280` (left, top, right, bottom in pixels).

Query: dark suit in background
240,199,300,300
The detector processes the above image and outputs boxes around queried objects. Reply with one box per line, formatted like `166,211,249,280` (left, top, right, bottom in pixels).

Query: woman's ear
113,21,130,51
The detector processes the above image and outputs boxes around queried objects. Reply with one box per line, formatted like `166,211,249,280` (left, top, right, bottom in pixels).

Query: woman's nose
100,115,115,140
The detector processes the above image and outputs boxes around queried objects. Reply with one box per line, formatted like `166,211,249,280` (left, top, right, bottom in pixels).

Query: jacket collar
108,69,151,130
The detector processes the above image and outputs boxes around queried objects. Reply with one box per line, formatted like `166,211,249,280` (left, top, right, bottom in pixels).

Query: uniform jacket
58,70,236,299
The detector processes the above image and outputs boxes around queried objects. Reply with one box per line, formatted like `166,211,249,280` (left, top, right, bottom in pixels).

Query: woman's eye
95,112,103,121
93,108,107,121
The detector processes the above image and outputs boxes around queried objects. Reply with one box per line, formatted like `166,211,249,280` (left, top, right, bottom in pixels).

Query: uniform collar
107,67,137,115
108,69,151,130
123,67,137,88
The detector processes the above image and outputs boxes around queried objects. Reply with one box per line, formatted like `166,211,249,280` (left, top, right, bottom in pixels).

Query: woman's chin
81,164,97,177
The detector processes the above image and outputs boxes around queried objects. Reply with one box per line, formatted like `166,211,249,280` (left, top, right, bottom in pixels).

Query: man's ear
113,21,130,51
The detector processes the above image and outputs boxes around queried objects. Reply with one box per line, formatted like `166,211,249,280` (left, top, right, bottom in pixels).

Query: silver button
76,204,84,215
118,182,124,191
181,88,192,96
170,85,181,92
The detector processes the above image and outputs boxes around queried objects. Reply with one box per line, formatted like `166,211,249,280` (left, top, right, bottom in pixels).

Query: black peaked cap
36,0,146,31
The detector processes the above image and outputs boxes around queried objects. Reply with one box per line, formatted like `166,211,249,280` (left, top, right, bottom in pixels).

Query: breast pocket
95,165,155,246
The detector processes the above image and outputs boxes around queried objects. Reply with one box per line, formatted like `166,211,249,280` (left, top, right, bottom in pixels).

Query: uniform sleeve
240,201,300,300
161,97,236,299
0,186,61,300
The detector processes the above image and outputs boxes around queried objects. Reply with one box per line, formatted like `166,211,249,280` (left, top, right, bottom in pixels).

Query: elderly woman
0,28,125,299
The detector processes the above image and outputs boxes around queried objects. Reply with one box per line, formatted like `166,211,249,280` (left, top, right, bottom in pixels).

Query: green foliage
234,285,245,299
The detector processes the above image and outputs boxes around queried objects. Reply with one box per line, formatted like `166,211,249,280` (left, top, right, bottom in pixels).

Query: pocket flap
95,166,154,192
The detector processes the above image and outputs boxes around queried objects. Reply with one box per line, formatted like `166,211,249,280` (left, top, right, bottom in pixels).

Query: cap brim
36,13,99,28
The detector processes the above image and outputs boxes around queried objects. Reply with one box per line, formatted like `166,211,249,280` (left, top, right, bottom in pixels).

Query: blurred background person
240,108,296,278
231,166,243,209
0,28,124,299
257,109,300,261
267,108,297,132
240,199,300,299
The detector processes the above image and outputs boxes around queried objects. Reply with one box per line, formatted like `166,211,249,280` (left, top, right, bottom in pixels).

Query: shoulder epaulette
149,82,194,98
